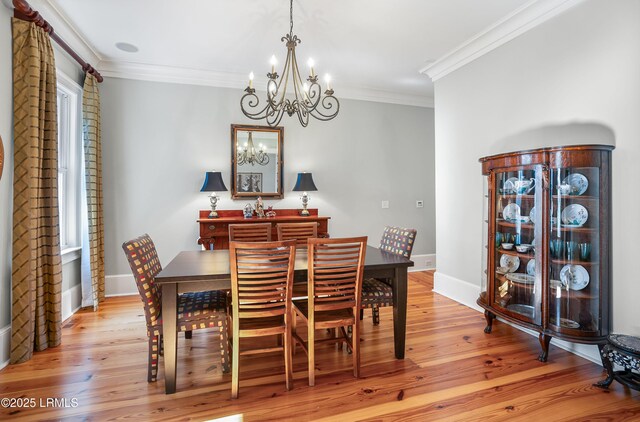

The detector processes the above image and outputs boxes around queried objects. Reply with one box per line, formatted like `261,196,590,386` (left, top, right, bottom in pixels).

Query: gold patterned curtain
11,18,63,364
82,74,105,309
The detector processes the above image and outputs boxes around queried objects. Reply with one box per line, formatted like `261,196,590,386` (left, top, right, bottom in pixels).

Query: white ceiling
41,0,530,106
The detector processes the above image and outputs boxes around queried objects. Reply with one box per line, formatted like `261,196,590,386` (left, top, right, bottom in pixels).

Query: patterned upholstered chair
122,234,230,382
361,226,417,325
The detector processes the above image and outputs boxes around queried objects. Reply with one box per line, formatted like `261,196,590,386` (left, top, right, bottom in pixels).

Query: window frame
56,71,83,254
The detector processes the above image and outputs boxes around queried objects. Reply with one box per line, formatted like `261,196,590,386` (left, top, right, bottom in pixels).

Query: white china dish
527,259,535,276
561,204,588,227
560,264,590,290
506,273,535,284
550,317,580,329
501,243,514,250
516,245,529,253
500,254,520,273
502,203,520,221
562,173,589,196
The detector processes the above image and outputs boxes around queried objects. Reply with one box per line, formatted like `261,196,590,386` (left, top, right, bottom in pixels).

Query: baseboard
409,254,436,272
432,271,601,365
105,274,137,297
0,324,10,370
433,271,483,312
62,284,82,322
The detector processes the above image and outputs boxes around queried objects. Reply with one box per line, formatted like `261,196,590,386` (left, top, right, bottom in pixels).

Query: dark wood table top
155,245,414,284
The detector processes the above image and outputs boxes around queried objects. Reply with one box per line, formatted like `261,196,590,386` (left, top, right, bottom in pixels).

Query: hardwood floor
1,271,637,421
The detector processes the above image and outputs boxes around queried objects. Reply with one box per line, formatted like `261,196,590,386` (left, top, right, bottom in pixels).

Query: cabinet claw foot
483,310,495,334
538,333,552,362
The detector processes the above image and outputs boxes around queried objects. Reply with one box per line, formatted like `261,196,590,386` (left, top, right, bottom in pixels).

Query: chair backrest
122,234,163,326
229,223,272,242
229,240,296,320
379,226,417,259
308,237,367,313
277,222,318,246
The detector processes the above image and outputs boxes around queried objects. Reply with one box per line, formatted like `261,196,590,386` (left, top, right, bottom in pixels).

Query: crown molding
18,0,103,65
98,60,434,108
420,0,586,82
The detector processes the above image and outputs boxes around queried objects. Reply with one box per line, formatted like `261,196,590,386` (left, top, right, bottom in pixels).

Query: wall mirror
231,124,284,199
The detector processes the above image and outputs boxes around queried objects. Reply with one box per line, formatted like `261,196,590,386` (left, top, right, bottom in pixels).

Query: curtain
11,18,62,364
80,74,105,310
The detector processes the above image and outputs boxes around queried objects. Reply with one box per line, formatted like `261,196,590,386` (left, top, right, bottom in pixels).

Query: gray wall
101,77,436,275
433,0,639,336
0,6,13,329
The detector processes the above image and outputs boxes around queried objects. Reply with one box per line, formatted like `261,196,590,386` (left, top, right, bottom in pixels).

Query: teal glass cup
579,242,591,261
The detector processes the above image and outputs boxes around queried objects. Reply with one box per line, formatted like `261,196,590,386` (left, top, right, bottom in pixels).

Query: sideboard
197,208,330,250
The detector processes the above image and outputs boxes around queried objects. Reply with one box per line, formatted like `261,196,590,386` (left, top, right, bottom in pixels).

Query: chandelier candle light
240,0,339,127
238,132,269,166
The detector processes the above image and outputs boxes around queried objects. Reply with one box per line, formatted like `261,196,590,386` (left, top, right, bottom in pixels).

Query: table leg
162,283,178,394
392,267,408,359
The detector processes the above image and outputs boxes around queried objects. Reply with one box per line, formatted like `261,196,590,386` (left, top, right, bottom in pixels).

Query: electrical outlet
425,257,434,268
416,200,424,208
381,200,389,209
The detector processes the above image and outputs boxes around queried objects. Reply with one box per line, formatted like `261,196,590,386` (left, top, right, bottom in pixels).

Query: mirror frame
231,124,284,199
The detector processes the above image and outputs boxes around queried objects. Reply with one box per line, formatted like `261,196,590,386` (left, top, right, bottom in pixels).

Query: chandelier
240,0,339,127
237,132,269,166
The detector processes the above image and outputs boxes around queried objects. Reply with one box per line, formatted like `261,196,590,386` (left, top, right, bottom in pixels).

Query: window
56,72,82,251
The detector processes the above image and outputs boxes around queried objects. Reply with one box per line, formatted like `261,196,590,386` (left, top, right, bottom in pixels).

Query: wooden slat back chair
122,234,230,382
361,226,417,325
292,236,367,386
276,222,318,247
229,240,297,399
229,223,272,242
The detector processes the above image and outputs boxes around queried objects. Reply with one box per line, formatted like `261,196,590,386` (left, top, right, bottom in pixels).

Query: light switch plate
381,200,389,209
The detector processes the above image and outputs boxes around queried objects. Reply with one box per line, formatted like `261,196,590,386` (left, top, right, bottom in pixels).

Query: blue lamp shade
292,172,318,192
200,171,228,192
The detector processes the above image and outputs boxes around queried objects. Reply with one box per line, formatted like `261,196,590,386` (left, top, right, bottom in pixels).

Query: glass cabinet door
481,176,488,302
548,167,600,334
493,167,543,324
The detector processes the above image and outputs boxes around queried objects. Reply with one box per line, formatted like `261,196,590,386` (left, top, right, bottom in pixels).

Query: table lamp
292,172,317,216
200,171,228,218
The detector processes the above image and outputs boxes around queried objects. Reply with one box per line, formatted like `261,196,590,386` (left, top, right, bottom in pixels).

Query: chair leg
372,306,380,326
185,330,193,339
359,308,364,321
148,334,160,382
292,309,297,356
284,327,294,391
308,323,315,387
353,318,361,378
159,334,164,356
231,329,240,399
219,320,230,374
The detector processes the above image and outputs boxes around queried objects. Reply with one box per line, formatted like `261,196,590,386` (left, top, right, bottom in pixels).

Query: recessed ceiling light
115,42,138,53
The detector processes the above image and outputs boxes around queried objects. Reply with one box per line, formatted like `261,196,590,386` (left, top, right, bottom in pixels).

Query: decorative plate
562,173,588,196
506,303,534,318
561,204,588,227
527,259,535,276
496,266,510,275
529,206,536,224
506,273,534,284
499,254,520,273
551,317,580,329
560,264,590,290
503,177,519,194
503,203,520,221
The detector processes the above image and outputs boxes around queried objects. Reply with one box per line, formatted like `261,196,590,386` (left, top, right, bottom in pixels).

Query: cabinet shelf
496,249,535,260
550,258,598,266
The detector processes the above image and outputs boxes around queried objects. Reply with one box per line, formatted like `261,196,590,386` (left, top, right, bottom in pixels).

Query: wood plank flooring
0,271,637,421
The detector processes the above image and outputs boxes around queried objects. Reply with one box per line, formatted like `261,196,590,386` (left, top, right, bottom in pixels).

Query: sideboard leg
594,344,614,389
483,310,495,334
538,333,552,362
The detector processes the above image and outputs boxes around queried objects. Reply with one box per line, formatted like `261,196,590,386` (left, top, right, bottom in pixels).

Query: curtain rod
12,0,103,83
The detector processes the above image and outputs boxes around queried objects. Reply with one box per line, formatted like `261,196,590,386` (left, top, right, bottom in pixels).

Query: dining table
154,246,414,394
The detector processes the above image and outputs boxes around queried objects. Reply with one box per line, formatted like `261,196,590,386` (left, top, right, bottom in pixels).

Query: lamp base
300,208,310,217
209,210,219,218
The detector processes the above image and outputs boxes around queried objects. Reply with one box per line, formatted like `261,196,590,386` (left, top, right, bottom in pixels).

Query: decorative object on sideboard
292,172,318,217
243,203,255,219
0,135,4,181
237,132,269,166
240,0,339,127
266,206,277,218
255,197,265,218
200,171,228,218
